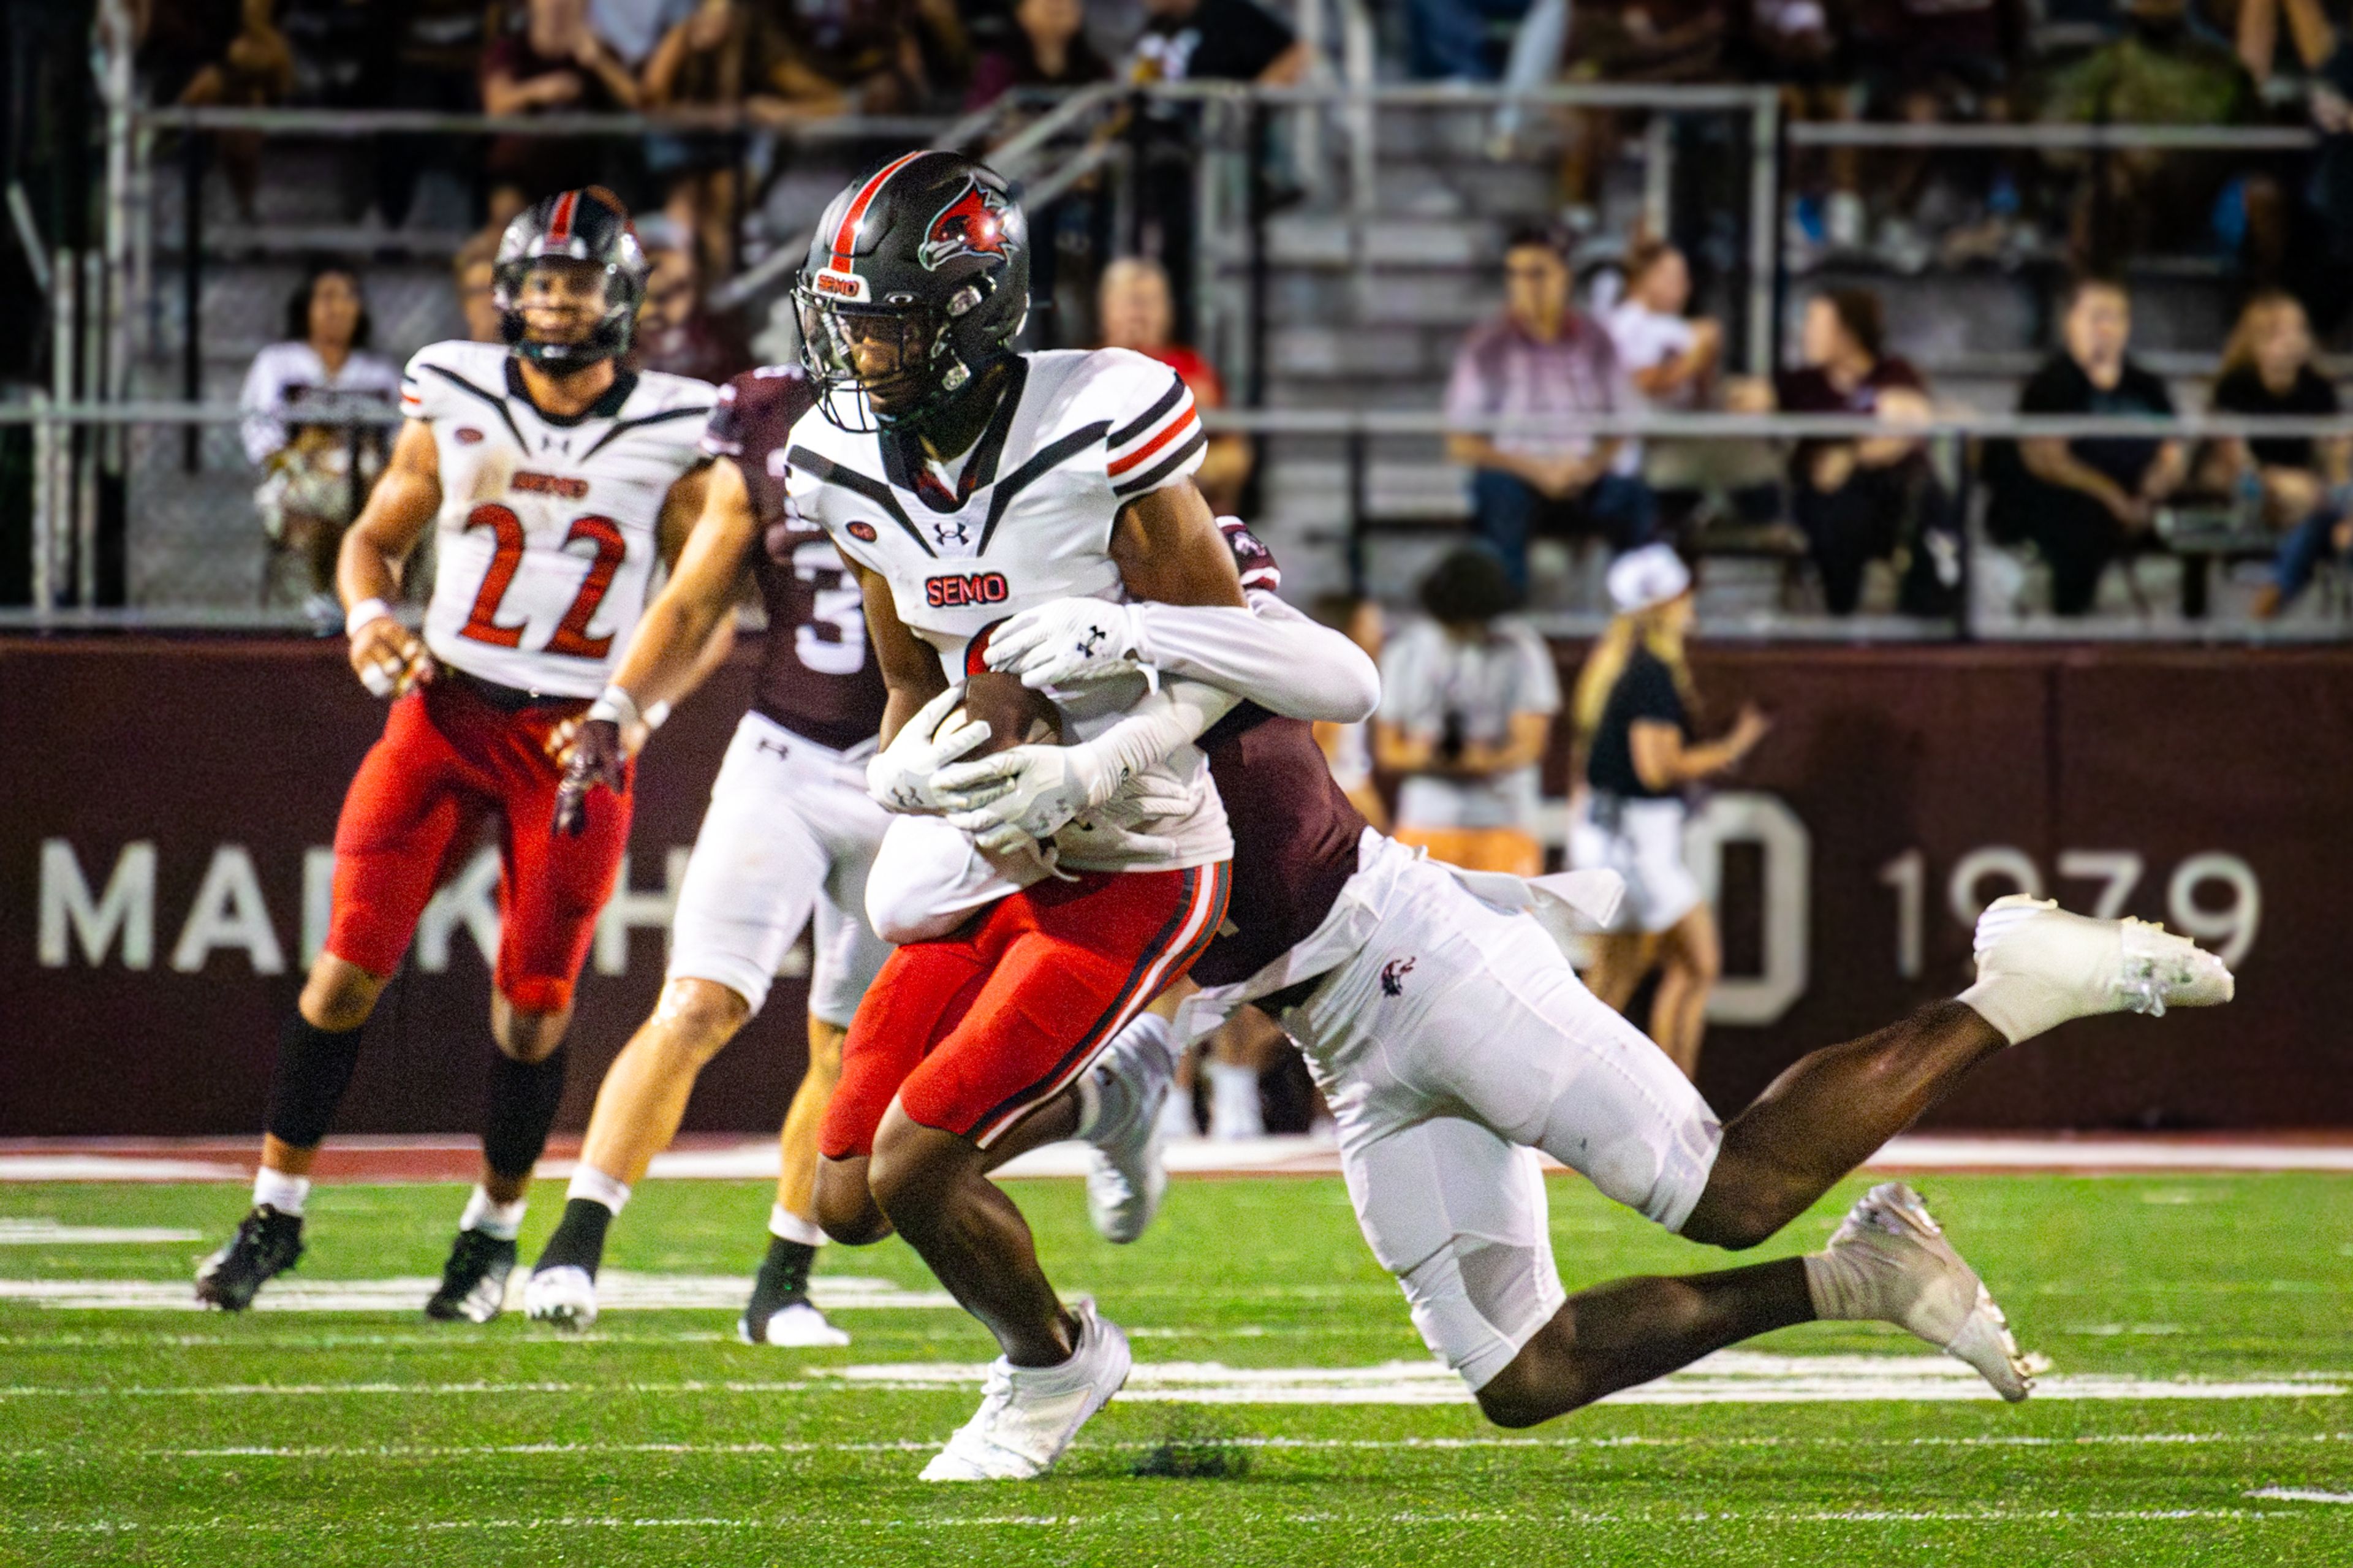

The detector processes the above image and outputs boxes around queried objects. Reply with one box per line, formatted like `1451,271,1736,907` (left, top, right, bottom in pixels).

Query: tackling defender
888,524,2234,1436
195,189,718,1320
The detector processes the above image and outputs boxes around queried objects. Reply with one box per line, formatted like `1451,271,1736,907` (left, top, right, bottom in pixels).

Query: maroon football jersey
1191,703,1365,988
702,367,889,751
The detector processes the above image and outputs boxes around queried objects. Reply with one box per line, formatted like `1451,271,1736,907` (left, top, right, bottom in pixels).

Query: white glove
932,743,1113,854
866,684,994,814
983,597,1145,690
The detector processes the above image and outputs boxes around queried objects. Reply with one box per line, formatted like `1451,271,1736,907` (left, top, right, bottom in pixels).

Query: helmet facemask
796,285,990,436
493,191,649,369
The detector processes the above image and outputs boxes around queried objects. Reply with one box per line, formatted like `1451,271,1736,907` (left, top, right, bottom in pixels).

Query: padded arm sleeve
1130,593,1381,724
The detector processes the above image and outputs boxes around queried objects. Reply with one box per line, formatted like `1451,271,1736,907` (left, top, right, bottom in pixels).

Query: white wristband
345,597,393,640
642,699,672,732
587,686,643,733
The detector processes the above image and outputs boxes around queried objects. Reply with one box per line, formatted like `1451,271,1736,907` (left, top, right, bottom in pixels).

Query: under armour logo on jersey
1380,956,1416,998
932,520,972,547
1075,626,1107,658
540,434,574,457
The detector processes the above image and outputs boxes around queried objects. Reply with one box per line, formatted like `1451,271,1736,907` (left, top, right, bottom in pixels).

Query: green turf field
2,1172,2349,1566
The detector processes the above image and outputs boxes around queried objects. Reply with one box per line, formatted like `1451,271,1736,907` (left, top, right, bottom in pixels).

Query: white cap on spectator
1607,545,1692,615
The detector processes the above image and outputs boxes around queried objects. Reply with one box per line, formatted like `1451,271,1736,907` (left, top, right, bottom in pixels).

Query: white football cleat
743,1301,851,1348
1809,1181,2034,1401
523,1264,597,1331
920,1300,1132,1481
1968,894,2232,1039
1082,1017,1175,1244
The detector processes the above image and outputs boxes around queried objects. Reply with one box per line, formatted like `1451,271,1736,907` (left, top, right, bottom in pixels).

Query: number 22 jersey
400,339,715,699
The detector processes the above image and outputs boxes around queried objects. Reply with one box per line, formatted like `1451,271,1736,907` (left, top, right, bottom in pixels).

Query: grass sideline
1,1173,2349,1566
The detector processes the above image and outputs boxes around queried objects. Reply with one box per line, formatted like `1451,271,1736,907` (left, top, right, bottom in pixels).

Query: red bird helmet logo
918,180,1014,272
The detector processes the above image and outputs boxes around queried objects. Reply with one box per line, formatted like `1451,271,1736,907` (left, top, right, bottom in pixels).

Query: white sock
458,1185,526,1241
769,1205,826,1248
565,1164,631,1216
1158,1082,1198,1140
1207,1061,1264,1141
252,1167,309,1216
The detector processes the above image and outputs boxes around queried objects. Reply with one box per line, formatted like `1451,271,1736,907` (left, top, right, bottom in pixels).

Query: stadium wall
3,638,2346,1135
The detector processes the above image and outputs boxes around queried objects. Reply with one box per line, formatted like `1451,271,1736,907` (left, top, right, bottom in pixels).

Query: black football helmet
494,187,650,368
794,151,1030,433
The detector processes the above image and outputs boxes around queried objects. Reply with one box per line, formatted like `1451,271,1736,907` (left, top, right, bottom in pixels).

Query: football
936,667,1064,758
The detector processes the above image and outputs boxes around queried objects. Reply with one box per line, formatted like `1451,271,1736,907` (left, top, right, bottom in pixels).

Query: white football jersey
400,341,714,698
787,347,1229,873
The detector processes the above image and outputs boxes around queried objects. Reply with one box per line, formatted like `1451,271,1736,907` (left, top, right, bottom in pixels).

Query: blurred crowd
1447,225,2348,618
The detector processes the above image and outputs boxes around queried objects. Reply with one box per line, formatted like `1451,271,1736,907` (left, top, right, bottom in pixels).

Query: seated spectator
481,0,644,216
1097,257,1251,514
1445,225,1653,596
1995,276,2188,615
1550,2,1732,214
2202,291,2353,616
1740,0,1865,250
741,0,966,125
1403,0,1538,83
1131,0,1309,86
642,0,757,278
631,214,751,382
1767,288,1950,615
365,0,492,231
1374,546,1561,878
967,0,1112,108
2040,0,2279,276
1604,240,1779,531
1849,0,2028,266
138,0,292,221
238,263,401,631
452,230,504,343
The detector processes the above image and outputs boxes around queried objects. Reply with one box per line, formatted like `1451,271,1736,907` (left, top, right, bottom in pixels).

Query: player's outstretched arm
338,417,442,697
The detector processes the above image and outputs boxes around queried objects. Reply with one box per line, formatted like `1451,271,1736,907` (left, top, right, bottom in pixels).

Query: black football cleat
194,1205,305,1311
739,1237,849,1347
424,1229,516,1323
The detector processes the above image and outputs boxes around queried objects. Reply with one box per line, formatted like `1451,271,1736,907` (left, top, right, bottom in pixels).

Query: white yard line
10,1132,2353,1181
0,1220,202,1245
2245,1488,2353,1504
1,1507,2325,1535
0,1353,2340,1406
0,1273,956,1313
3,1432,2347,1462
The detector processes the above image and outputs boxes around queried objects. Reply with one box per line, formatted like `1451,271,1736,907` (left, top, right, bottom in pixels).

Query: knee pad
264,1015,367,1149
481,1045,569,1180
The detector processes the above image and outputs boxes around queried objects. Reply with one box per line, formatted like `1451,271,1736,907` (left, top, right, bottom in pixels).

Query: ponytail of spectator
1571,593,1697,748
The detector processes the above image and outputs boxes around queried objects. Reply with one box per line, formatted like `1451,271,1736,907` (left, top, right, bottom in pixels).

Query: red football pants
822,862,1231,1157
324,678,632,1013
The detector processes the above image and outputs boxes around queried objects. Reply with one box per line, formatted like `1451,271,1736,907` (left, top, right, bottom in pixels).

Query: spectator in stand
642,0,758,279
591,0,698,68
1131,0,1310,86
1849,0,2028,267
238,262,401,631
1763,288,1949,615
1374,546,1562,879
366,1,492,231
1097,257,1252,513
135,0,292,222
966,0,1112,107
1603,239,1779,532
1998,276,2188,615
452,230,504,343
741,0,966,124
481,0,644,218
2040,0,2279,276
2201,292,2353,616
631,215,752,382
1446,225,1653,597
1569,545,1768,1081
1548,3,1732,215
1742,0,1866,251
